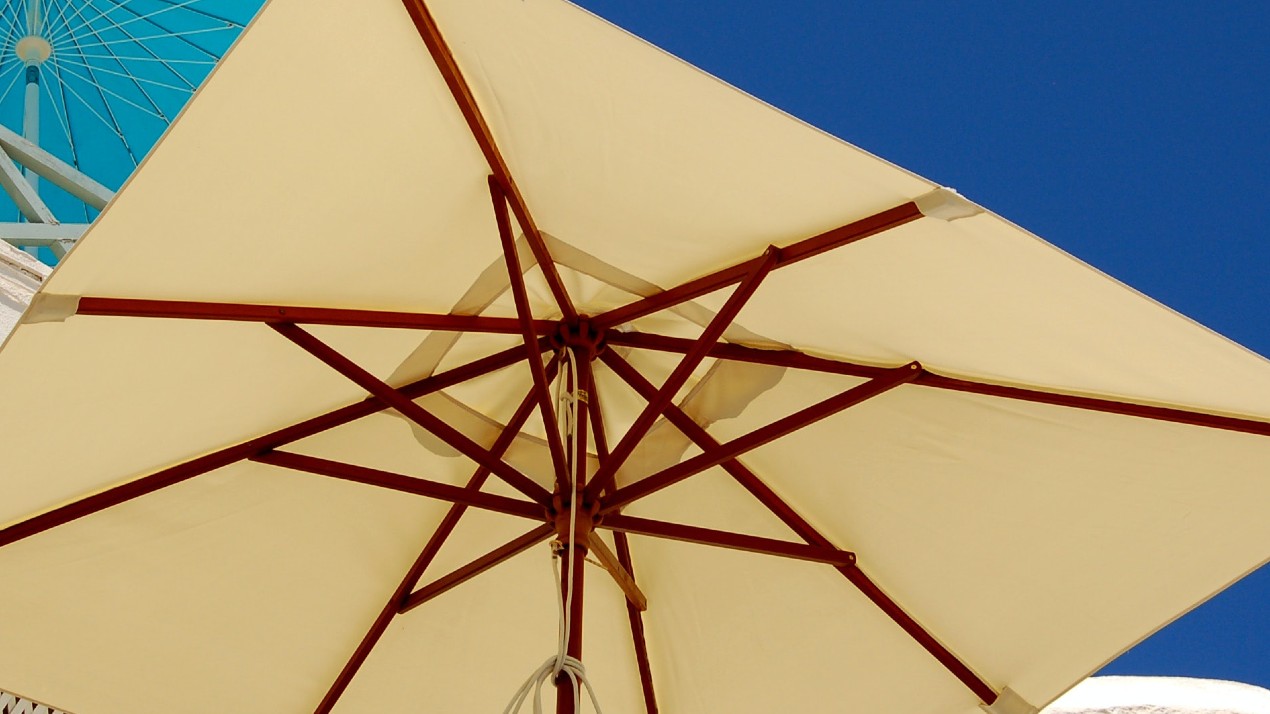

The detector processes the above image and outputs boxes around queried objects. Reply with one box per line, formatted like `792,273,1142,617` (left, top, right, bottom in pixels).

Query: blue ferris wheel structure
0,0,262,262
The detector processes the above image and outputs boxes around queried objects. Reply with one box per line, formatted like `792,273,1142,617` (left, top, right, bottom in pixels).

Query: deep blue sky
571,0,1270,690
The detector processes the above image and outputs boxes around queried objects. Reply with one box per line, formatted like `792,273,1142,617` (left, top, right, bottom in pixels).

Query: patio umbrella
1,1,1269,713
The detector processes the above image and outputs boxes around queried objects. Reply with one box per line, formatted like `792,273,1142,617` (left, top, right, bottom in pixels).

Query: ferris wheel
0,0,261,261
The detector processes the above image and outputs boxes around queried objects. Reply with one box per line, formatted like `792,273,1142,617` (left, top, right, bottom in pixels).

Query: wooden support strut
492,176,571,491
584,247,780,501
400,0,577,323
270,322,551,505
601,359,922,514
310,374,553,714
75,296,549,334
590,202,922,330
0,342,537,550
598,349,999,705
607,330,1270,439
584,366,659,713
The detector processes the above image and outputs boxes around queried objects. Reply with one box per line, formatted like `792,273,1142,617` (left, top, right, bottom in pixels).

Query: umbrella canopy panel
0,1,1268,713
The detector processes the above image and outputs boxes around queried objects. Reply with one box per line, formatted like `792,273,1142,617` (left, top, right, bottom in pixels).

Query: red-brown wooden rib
491,176,569,490
587,363,659,713
400,524,556,613
584,248,780,501
270,322,551,505
917,373,1270,438
599,514,855,566
606,330,890,380
400,0,576,322
309,381,548,714
599,349,998,704
75,297,546,334
613,532,658,714
601,360,922,513
0,343,532,549
251,451,545,522
591,202,922,329
609,331,1270,439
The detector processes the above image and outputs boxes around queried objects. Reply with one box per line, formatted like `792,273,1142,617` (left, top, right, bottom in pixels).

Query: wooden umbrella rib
601,358,922,513
399,0,576,322
310,378,550,714
400,524,556,613
590,202,922,329
610,330,1270,439
599,513,855,566
491,176,570,490
582,361,653,610
251,451,546,522
75,296,548,334
588,363,659,711
599,349,999,704
0,342,534,549
916,373,1270,438
605,330,893,380
584,248,780,501
270,322,552,505
613,531,658,714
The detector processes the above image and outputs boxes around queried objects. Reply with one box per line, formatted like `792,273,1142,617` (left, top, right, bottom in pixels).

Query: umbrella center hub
15,35,51,66
551,498,598,549
552,318,605,360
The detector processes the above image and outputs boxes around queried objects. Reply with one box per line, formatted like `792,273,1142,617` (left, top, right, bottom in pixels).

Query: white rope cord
503,348,605,714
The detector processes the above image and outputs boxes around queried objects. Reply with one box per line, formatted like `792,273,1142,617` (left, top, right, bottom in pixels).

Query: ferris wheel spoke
36,0,50,36
150,0,243,29
72,0,176,119
38,0,65,37
0,0,19,47
39,67,74,153
45,0,104,49
52,0,144,48
43,56,138,165
64,0,201,44
72,52,215,66
54,54,192,94
0,31,21,77
47,44,90,222
0,60,24,107
47,56,167,123
41,0,73,46
47,49,79,164
75,0,210,86
55,25,237,54
97,1,224,63
1,1,24,50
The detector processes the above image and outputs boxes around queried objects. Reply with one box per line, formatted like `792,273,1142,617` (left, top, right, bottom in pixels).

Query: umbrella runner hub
550,499,598,549
550,318,606,360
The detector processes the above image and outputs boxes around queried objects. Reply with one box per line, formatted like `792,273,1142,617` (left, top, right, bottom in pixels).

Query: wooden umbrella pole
556,535,587,714
555,344,592,714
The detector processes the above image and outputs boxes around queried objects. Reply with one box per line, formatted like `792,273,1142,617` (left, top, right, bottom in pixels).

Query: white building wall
0,242,47,342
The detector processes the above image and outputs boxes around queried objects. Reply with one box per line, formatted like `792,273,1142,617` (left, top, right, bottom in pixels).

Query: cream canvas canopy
1,1,1269,713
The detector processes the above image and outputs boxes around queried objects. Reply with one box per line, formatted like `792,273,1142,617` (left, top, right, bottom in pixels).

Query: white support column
0,123,114,210
20,0,45,195
0,222,90,246
0,144,54,224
